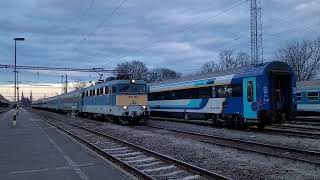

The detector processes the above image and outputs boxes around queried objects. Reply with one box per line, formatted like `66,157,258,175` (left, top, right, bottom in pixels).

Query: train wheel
211,114,217,126
119,117,128,125
257,123,265,129
109,116,116,123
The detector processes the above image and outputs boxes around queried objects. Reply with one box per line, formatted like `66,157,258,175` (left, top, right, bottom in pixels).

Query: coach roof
150,61,293,87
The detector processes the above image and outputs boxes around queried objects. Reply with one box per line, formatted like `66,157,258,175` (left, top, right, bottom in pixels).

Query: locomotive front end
115,80,149,124
116,94,149,117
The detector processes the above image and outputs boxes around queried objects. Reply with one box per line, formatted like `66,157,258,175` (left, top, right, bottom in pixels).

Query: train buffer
0,108,130,180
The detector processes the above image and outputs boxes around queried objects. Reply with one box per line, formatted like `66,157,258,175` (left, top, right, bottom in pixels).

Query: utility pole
13,37,25,107
61,75,64,94
65,74,68,93
250,0,263,65
17,71,19,107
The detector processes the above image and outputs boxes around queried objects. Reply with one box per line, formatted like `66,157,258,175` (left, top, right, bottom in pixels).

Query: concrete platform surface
0,108,131,180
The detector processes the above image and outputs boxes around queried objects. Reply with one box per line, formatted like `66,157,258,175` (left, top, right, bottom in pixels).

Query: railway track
0,108,10,113
286,121,320,127
263,125,320,139
138,125,320,166
150,118,320,139
33,110,230,180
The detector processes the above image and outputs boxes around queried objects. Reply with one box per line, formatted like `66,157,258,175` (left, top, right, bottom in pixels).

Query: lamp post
14,38,25,106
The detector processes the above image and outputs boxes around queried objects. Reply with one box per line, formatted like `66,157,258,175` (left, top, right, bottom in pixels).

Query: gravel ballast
35,112,320,179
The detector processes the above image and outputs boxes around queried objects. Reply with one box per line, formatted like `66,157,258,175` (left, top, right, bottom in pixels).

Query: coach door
243,77,258,119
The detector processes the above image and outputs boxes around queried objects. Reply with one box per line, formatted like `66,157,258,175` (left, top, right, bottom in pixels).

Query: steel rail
142,125,320,166
33,110,230,180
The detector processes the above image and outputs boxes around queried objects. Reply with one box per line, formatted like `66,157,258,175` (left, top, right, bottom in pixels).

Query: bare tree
198,61,220,74
236,51,252,67
275,37,320,81
198,50,251,74
114,60,149,81
148,68,181,83
219,50,236,70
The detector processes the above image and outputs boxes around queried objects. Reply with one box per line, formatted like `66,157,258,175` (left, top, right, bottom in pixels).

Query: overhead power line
101,0,249,61
138,0,249,54
71,0,129,53
0,64,117,73
220,0,316,51
264,0,314,28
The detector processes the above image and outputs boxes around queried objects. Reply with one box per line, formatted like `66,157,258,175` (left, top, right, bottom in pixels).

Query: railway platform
0,108,131,180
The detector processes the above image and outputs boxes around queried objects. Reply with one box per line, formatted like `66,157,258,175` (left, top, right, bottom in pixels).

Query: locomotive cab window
296,92,302,101
112,86,117,94
307,92,319,101
119,84,146,94
247,81,254,102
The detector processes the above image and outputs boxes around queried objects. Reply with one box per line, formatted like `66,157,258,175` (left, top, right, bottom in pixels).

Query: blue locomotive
296,80,320,112
32,78,150,124
148,61,296,126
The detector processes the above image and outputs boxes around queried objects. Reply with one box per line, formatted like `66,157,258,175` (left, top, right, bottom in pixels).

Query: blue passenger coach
148,61,296,126
32,79,149,124
296,80,320,112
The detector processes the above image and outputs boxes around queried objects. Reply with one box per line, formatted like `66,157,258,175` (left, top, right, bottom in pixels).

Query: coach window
224,85,232,97
85,91,88,96
232,85,242,97
89,90,92,96
247,81,254,102
105,87,109,94
216,86,225,98
100,87,103,95
307,92,319,101
211,87,216,98
296,93,302,101
199,87,211,98
97,88,100,95
92,89,96,96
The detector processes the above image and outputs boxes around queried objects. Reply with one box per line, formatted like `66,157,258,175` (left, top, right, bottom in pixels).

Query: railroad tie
125,157,156,163
102,146,128,151
121,155,148,161
142,165,175,173
113,152,142,157
133,161,162,168
176,175,201,180
153,170,185,177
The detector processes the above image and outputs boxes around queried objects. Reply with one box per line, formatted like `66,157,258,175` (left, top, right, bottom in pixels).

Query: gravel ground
147,120,320,152
41,112,320,180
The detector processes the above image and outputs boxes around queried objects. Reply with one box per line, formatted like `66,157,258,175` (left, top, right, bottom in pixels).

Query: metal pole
65,74,68,93
14,40,16,104
17,71,19,107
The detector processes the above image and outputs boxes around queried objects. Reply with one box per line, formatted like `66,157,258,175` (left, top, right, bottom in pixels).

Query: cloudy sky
0,0,319,99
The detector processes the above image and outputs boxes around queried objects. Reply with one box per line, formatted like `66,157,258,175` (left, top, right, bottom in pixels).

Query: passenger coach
296,80,320,112
32,78,149,125
148,61,296,127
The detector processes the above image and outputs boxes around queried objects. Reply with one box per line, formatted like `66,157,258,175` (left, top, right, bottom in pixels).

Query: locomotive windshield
119,84,147,94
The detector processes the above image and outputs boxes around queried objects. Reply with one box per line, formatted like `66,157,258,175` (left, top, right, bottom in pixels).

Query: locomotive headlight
123,106,128,110
131,79,136,84
141,105,147,109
